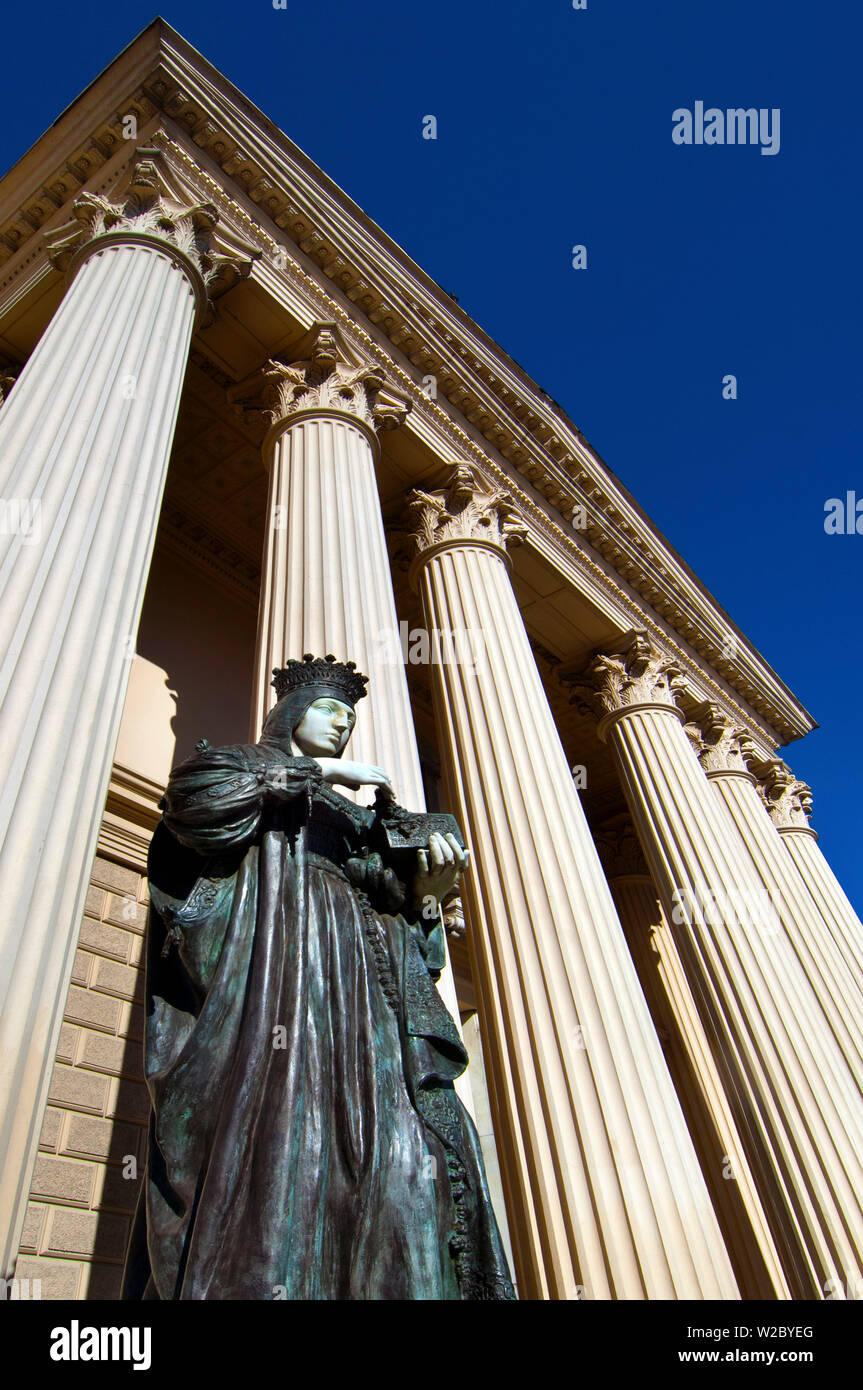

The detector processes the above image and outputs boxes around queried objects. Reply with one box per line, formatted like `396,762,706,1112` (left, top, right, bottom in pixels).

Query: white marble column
0,148,253,1276
405,470,739,1301
686,705,863,1086
755,760,863,996
579,632,863,1299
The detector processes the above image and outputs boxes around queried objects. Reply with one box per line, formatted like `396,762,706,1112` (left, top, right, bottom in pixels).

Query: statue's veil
259,684,356,759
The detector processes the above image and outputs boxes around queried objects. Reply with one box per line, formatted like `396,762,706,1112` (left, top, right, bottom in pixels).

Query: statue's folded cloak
122,741,514,1300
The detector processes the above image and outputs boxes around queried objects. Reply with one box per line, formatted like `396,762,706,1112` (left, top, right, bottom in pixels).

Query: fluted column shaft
591,655,863,1298
757,764,863,996
408,478,738,1301
229,326,469,1044
610,874,789,1298
0,233,202,1276
707,768,863,1085
250,411,424,809
780,829,863,990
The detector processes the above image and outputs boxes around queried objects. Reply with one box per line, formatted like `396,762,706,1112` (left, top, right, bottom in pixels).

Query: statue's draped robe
122,741,514,1300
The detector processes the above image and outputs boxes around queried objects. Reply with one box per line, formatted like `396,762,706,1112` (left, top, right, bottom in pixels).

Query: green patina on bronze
122,658,515,1301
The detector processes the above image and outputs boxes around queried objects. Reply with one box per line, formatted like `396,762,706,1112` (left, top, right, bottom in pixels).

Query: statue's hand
316,758,393,793
413,832,470,909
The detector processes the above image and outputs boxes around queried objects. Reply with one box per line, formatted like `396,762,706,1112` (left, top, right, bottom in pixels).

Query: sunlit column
687,704,863,1085
577,632,863,1299
600,840,789,1299
405,469,739,1301
0,148,255,1277
754,759,863,996
228,322,424,809
227,324,468,1050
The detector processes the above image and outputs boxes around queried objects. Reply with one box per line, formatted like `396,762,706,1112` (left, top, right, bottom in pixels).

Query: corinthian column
577,633,863,1299
405,470,739,1301
0,147,255,1277
596,827,789,1299
226,328,474,1056
754,760,863,996
687,705,863,1086
227,323,424,810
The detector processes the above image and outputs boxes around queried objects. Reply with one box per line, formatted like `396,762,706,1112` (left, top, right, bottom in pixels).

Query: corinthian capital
684,701,750,775
44,145,258,304
227,322,411,435
571,631,684,722
404,464,527,558
747,756,814,829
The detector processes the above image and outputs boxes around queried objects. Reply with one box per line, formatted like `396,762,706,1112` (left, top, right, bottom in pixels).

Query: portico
1,19,861,1302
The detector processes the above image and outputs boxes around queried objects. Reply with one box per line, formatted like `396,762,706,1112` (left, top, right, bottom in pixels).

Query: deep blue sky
3,2,860,910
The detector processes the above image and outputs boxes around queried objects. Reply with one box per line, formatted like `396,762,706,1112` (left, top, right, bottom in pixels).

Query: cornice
0,20,815,749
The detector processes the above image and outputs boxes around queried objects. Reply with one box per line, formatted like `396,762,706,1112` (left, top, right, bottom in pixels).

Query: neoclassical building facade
1,20,861,1302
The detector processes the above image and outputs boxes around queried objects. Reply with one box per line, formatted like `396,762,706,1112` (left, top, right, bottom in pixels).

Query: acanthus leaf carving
569,630,685,721
226,321,411,434
746,756,814,829
684,701,750,774
404,463,527,556
43,143,260,304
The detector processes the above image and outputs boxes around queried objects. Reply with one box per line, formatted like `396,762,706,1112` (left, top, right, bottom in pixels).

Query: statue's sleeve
160,744,322,855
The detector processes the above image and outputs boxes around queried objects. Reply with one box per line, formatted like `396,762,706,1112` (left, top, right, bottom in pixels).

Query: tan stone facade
2,20,862,1302
14,853,148,1300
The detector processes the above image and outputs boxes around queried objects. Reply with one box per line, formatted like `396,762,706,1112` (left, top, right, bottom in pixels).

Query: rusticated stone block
92,1160,143,1213
118,1001,145,1041
83,1262,124,1299
14,1256,82,1300
19,1203,46,1254
70,949,93,986
31,1155,96,1207
44,1207,129,1261
77,1033,119,1075
104,893,148,933
91,958,141,1002
78,916,131,963
39,1106,64,1152
48,1063,108,1116
84,884,105,918
91,856,139,897
62,1114,144,1165
65,984,121,1034
106,1077,150,1124
55,1023,79,1065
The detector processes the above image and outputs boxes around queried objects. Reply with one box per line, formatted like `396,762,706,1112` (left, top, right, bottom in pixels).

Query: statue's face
292,697,356,757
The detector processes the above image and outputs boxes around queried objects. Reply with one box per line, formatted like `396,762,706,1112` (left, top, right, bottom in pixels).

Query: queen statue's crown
271,653,369,706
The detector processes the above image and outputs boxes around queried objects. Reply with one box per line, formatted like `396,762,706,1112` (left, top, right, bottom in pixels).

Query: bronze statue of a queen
123,654,514,1300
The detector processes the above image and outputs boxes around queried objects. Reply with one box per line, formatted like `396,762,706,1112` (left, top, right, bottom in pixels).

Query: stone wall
14,853,149,1299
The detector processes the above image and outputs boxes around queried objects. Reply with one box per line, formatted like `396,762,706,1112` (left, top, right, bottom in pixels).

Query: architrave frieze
0,21,814,750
